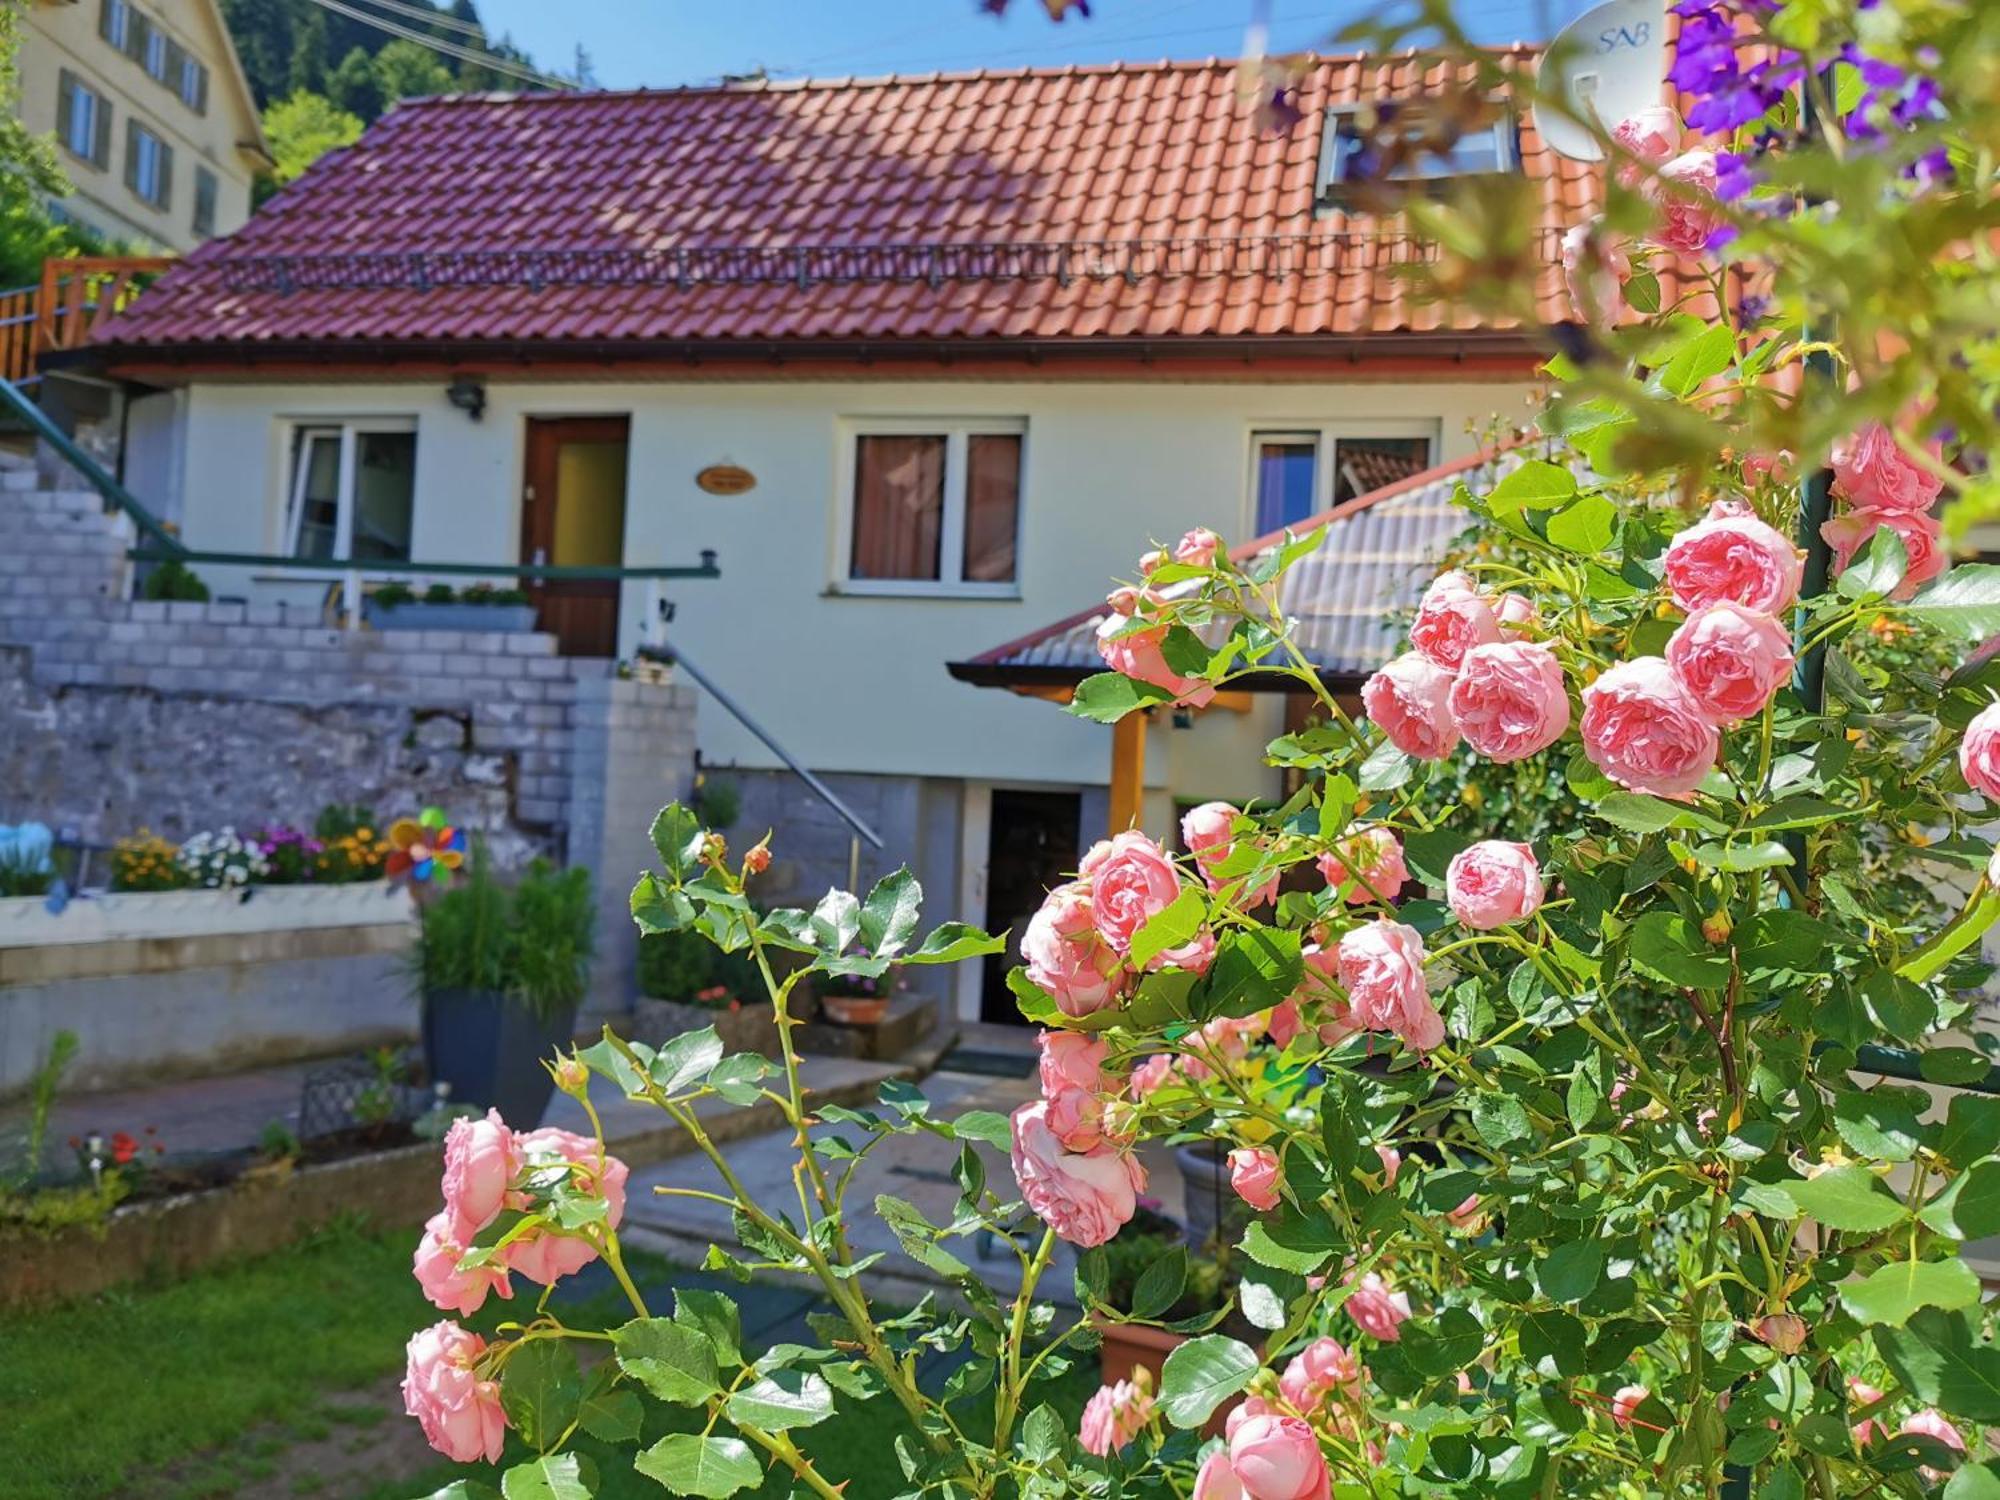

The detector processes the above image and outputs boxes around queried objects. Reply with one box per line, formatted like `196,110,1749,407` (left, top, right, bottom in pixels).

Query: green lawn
2,1216,1092,1500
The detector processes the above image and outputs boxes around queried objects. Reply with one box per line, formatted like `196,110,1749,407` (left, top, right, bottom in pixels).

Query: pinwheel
385,807,467,884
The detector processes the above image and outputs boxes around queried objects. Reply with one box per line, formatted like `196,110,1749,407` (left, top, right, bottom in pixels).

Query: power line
782,0,1212,76
301,0,573,90
345,0,491,41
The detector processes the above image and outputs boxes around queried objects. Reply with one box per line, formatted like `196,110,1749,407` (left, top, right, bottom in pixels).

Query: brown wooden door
980,789,1082,1024
522,417,630,658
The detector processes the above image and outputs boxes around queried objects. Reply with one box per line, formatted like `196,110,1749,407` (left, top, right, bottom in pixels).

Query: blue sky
469,1,1580,91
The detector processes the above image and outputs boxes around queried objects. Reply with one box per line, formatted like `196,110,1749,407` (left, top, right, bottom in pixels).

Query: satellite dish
1534,0,1667,163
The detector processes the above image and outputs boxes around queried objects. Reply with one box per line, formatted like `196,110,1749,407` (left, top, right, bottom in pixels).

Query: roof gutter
945,660,1371,696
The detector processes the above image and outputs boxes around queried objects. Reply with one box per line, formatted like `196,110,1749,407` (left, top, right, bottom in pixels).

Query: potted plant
1087,1204,1229,1393
363,581,538,634
632,926,782,1054
818,966,896,1026
414,846,593,1124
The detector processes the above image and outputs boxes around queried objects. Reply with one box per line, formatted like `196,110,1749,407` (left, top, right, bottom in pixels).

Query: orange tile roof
89,52,1596,359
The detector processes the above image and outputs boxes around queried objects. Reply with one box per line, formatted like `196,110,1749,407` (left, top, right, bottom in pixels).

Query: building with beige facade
20,0,266,253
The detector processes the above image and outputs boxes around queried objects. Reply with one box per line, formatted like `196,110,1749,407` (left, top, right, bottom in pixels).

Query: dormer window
1315,99,1518,211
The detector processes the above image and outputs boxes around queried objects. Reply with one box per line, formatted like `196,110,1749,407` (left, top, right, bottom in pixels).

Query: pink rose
1752,1312,1808,1355
1611,1384,1650,1430
1038,1031,1108,1097
1613,106,1683,168
1175,527,1224,567
1662,501,1804,614
1580,657,1720,797
440,1109,520,1243
1448,641,1571,762
1362,652,1461,761
1279,1337,1362,1414
413,1211,513,1316
402,1321,507,1465
1848,1378,1886,1447
502,1128,629,1286
1336,920,1443,1052
1228,1412,1332,1500
1646,148,1724,255
1900,1409,1966,1481
1665,602,1794,725
1316,827,1408,906
1561,218,1632,324
1409,570,1502,672
1962,703,2000,801
1822,507,1947,601
1228,1146,1282,1211
1044,1086,1106,1152
1010,1099,1144,1247
1344,1272,1412,1343
1149,929,1217,975
1496,593,1539,636
1375,1144,1401,1186
1832,422,1944,513
1445,1193,1484,1230
1227,1395,1276,1439
1079,1377,1154,1456
1130,1054,1176,1097
1085,831,1184,954
1181,801,1279,907
1097,594,1214,708
1267,998,1303,1050
1138,548,1167,575
1445,841,1544,929
1194,1450,1247,1500
1022,881,1124,1017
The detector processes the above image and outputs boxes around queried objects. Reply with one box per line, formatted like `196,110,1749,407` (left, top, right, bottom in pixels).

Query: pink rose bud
1267,998,1303,1050
1044,1085,1107,1152
1580,657,1720,798
402,1321,508,1464
1822,507,1947,601
1665,602,1794,726
1227,1411,1332,1500
1644,148,1725,256
1079,1375,1155,1456
1611,1383,1650,1430
413,1210,513,1316
1363,651,1462,761
1445,1193,1483,1229
1097,596,1214,708
1752,1312,1809,1355
1279,1337,1362,1414
1375,1144,1401,1187
1129,1054,1176,1098
1038,1031,1109,1096
1174,527,1224,568
1228,1146,1283,1211
501,1129,629,1285
1848,1378,1886,1447
743,844,771,875
1022,881,1124,1018
1900,1409,1967,1481
1448,642,1571,762
439,1109,521,1243
1612,105,1683,167
1495,592,1540,635
1193,1448,1247,1500
1409,570,1502,672
1086,831,1184,954
1316,827,1409,906
1336,920,1443,1052
1832,421,1945,514
1961,703,2000,802
1445,841,1543,929
1343,1271,1412,1342
1138,548,1168,575
1009,1099,1145,1247
553,1054,589,1094
1662,501,1805,615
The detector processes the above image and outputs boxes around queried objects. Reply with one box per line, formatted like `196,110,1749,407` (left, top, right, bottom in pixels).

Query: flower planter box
362,600,538,633
629,996,783,1057
0,883,419,1099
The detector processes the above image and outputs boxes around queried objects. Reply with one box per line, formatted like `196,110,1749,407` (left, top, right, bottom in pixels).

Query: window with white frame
1250,425,1436,532
1315,101,1517,210
285,422,417,564
841,420,1024,592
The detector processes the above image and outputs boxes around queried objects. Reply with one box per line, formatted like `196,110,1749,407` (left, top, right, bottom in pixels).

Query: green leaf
1654,323,1735,398
1946,1463,2000,1500
1537,1238,1604,1303
875,1194,970,1279
1900,885,2000,984
1840,1256,1980,1326
1487,458,1579,512
1358,737,1414,791
1130,1244,1189,1318
631,873,697,934
950,1109,1013,1150
1127,885,1207,969
858,868,923,957
1241,1219,1332,1275
1837,525,1909,601
500,1339,583,1452
1832,1087,1927,1163
1904,564,2000,640
634,1434,762,1498
1779,1166,1907,1232
419,1485,502,1500
1158,1335,1259,1427
1069,672,1175,723
1596,792,1727,835
1940,1095,2000,1169
1546,493,1616,555
725,1370,834,1431
1403,1307,1485,1379
810,889,860,954
902,922,1006,964
1198,927,1304,1018
1628,911,1731,989
578,1033,650,1096
706,1053,773,1107
501,1454,596,1500
648,1027,723,1097
1923,1049,1998,1087
575,1386,642,1445
1952,1158,2000,1240
1471,1090,1533,1149
1693,840,1794,873
1518,1307,1590,1376
1875,1309,2000,1422
649,804,707,879
614,1317,721,1406
674,1288,745,1368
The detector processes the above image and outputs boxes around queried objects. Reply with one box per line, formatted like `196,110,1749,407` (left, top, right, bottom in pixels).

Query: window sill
824,581,1022,602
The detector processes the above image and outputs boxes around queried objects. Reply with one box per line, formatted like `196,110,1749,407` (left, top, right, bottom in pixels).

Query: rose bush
392,3,2000,1496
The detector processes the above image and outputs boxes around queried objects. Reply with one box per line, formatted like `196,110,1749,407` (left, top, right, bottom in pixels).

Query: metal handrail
0,372,181,549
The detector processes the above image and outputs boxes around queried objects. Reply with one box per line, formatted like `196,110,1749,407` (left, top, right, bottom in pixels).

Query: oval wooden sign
696,464,756,496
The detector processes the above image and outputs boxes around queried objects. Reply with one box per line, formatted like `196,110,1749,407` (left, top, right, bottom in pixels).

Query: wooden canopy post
1108,711,1146,835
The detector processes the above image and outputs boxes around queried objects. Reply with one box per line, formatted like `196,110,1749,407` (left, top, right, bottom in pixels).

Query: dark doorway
521,416,629,657
980,788,1082,1025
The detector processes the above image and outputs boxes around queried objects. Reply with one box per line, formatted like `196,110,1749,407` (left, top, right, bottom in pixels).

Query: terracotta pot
1091,1315,1235,1437
821,993,889,1026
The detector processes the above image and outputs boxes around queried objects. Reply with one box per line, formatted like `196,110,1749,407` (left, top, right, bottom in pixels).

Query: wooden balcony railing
0,256,174,385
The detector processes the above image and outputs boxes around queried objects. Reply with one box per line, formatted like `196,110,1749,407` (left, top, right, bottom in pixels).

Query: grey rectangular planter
363,601,538,633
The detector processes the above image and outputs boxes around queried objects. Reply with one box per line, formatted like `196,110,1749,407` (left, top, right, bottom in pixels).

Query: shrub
139,560,210,603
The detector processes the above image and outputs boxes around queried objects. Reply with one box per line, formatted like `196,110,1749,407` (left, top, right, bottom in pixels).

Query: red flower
111,1131,138,1164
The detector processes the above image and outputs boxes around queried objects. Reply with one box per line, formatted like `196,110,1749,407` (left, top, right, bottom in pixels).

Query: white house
55,53,1592,1021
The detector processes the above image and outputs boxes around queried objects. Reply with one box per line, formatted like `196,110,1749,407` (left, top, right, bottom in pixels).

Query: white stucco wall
168,374,1533,792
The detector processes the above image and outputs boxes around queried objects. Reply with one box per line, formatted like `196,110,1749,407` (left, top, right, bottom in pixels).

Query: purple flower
1714,150,1756,201
1733,293,1771,330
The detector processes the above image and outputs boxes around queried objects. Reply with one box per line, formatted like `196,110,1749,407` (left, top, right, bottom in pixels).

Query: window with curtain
285,422,416,563
1253,434,1320,532
845,422,1023,591
1252,427,1436,530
